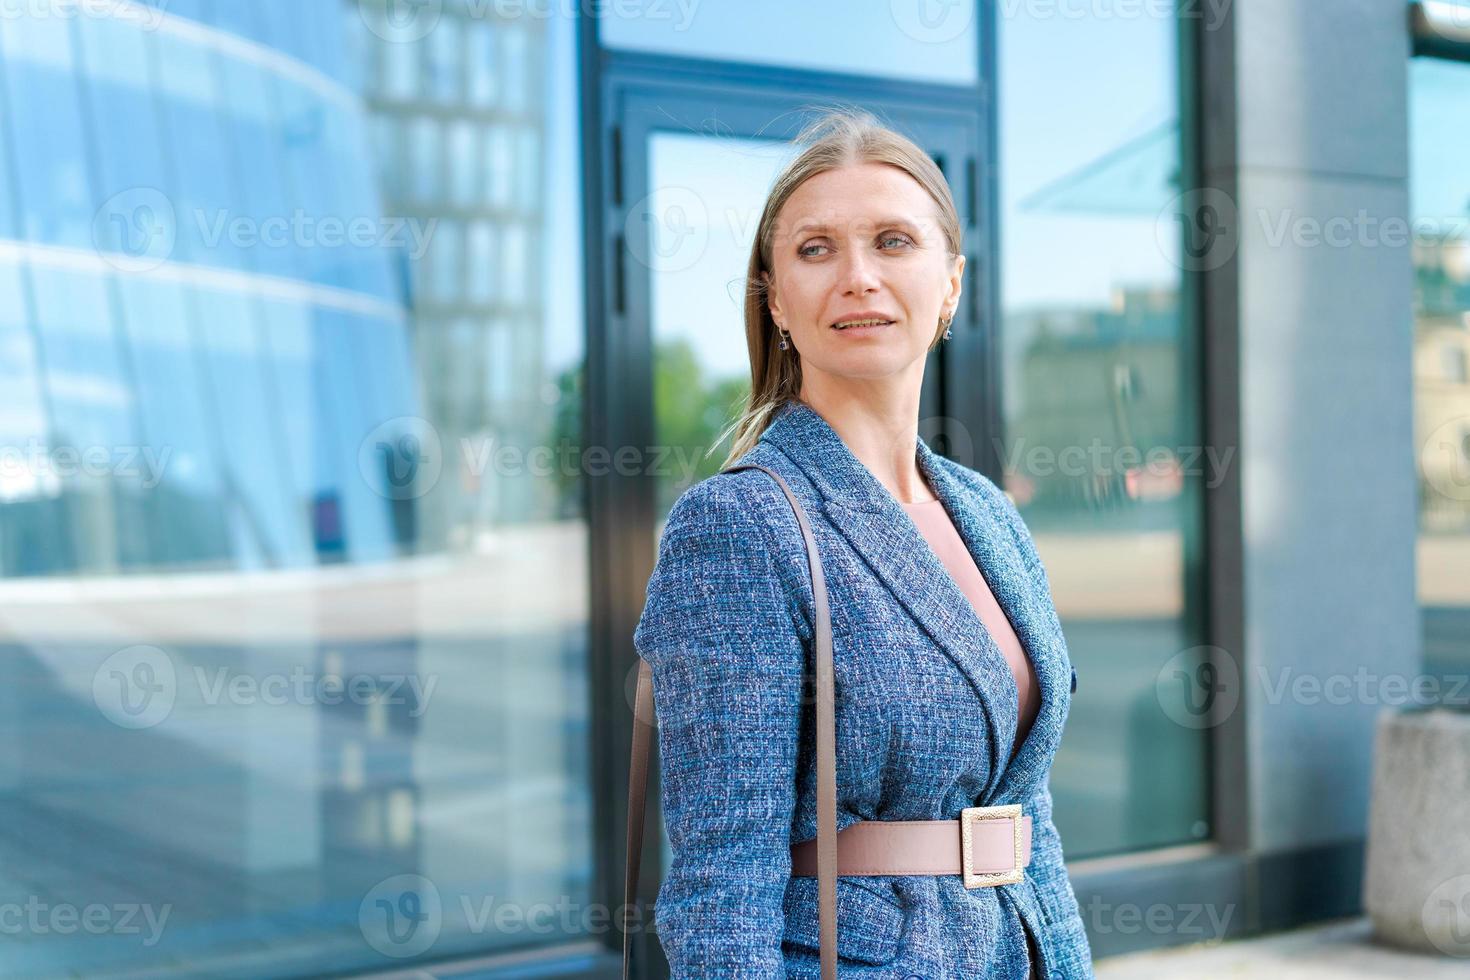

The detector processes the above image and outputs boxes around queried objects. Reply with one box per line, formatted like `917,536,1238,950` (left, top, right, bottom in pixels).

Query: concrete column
1200,0,1420,927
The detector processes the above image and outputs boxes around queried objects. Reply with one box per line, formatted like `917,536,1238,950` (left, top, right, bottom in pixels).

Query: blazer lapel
756,399,1065,804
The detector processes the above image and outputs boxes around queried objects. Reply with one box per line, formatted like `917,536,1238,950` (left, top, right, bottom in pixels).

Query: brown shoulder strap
625,463,837,980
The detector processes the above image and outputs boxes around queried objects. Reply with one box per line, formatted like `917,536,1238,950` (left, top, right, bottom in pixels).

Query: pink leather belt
789,804,1033,888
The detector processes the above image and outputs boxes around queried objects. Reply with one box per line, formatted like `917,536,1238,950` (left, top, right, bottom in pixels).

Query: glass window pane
999,6,1207,858
1409,56,1470,690
600,0,979,86
646,132,801,514
0,15,93,249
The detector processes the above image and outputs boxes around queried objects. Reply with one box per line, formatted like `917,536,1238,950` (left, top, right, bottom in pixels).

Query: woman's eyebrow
794,217,924,237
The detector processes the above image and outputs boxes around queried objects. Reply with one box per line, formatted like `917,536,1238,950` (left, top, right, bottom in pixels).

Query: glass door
601,84,985,976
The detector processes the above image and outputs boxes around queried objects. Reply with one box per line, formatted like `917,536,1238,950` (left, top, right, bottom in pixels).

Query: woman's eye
798,243,828,257
880,234,913,249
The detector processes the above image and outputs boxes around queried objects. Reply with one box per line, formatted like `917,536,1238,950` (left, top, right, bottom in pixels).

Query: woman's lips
830,319,895,334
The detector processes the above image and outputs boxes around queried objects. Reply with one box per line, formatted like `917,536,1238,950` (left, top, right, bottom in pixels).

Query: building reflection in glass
0,2,587,976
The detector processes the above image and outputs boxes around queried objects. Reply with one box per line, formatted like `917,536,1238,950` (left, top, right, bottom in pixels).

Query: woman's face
763,161,964,387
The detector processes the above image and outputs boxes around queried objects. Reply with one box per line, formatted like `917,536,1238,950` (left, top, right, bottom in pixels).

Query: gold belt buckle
960,803,1024,888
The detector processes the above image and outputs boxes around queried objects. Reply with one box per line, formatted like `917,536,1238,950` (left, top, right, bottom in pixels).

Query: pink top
900,498,1040,759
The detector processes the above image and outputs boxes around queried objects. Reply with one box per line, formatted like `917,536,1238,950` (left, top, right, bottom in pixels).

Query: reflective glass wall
1409,55,1470,692
998,3,1208,857
0,1,586,975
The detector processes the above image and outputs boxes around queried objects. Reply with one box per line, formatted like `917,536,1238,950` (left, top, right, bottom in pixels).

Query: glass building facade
0,0,1457,976
1409,53,1470,696
0,1,585,976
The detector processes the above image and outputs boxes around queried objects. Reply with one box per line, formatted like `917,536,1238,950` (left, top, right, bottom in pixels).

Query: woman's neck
796,379,935,504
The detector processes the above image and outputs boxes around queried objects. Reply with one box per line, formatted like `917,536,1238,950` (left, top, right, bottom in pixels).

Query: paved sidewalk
1094,916,1467,978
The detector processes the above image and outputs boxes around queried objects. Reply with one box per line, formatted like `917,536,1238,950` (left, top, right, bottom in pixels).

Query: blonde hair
714,105,964,469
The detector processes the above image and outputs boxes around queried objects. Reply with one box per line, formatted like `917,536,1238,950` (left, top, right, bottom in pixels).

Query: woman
634,109,1093,979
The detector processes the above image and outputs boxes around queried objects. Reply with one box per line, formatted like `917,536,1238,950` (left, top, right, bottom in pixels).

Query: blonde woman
634,108,1092,979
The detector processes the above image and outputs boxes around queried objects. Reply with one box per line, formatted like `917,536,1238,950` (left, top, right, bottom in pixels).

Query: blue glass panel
74,15,175,265
256,297,324,561
112,276,231,568
600,0,983,83
214,55,296,281
0,16,94,249
192,289,310,568
0,260,62,575
28,266,136,573
150,29,250,272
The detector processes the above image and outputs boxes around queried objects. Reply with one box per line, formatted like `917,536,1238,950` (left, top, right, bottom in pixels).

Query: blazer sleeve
1026,782,1095,978
632,476,807,979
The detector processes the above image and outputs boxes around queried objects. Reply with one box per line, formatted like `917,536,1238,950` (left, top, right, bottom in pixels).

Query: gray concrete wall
1203,0,1420,857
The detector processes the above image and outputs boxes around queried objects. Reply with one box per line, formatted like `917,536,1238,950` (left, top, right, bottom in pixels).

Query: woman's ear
944,253,965,318
762,270,783,325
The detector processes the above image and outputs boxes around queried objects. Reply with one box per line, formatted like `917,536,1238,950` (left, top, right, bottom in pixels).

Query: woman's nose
839,248,881,293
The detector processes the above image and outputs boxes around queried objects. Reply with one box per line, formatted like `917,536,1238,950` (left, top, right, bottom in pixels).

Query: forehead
776,162,942,239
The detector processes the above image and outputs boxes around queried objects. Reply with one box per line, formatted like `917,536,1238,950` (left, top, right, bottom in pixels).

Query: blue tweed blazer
634,399,1093,979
